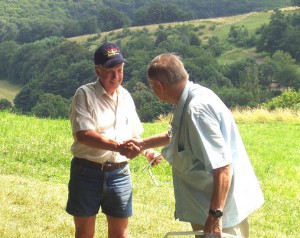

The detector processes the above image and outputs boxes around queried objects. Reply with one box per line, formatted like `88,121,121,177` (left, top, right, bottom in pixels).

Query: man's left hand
204,215,223,238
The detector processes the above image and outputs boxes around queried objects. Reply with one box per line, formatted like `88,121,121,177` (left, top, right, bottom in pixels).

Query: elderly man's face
96,63,124,96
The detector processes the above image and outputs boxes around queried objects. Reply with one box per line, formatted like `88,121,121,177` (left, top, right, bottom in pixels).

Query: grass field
0,110,299,237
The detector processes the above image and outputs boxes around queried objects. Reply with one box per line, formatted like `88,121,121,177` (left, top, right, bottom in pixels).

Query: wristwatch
208,209,223,218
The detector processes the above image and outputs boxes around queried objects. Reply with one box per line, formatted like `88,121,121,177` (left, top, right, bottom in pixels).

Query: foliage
256,10,300,62
131,88,172,122
228,25,256,47
0,0,291,44
12,40,94,114
0,98,12,110
291,0,300,6
31,93,70,118
263,88,300,109
1,8,300,121
258,50,300,90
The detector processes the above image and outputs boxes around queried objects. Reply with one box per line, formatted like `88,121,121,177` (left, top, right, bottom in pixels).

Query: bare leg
74,216,96,238
107,215,129,238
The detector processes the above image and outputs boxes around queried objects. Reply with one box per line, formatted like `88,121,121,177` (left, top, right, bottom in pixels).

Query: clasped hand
118,139,142,159
119,138,163,166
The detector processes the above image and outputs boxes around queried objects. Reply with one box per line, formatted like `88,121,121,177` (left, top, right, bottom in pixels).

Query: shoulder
118,85,134,100
74,81,96,95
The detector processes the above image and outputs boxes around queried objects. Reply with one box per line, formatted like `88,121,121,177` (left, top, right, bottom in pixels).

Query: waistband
73,157,128,171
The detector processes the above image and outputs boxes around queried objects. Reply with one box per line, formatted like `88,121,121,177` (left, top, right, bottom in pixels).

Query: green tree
132,89,172,122
0,99,13,110
215,87,255,108
189,33,201,46
263,88,300,109
291,0,300,6
31,93,70,118
154,29,168,47
97,7,131,31
207,36,223,57
14,84,42,113
8,43,44,85
256,10,288,53
0,41,20,80
228,25,249,46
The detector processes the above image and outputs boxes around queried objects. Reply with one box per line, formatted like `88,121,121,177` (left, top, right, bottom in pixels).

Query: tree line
0,0,292,44
0,10,299,121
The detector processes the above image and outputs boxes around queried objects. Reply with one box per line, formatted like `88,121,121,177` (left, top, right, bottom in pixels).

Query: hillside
69,6,300,64
1,7,300,121
0,0,291,44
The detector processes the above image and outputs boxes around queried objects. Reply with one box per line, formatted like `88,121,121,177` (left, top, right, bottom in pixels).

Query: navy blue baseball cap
94,43,127,68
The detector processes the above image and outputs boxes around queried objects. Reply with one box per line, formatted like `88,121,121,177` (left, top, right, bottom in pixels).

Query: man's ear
95,66,101,76
156,80,167,91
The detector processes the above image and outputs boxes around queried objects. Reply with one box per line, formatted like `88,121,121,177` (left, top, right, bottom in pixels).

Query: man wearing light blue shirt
130,53,264,237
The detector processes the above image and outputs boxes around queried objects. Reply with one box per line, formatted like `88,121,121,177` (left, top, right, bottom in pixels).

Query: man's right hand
118,142,141,159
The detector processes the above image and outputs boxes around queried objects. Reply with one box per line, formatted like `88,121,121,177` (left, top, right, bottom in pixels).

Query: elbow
75,130,88,144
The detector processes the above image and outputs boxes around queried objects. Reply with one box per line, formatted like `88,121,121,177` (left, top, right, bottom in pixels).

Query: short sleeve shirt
162,81,264,227
69,79,143,163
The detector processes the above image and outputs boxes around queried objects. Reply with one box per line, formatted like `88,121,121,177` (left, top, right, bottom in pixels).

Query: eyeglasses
142,157,160,187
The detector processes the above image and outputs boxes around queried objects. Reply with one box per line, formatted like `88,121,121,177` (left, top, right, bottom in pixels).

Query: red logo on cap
106,48,120,58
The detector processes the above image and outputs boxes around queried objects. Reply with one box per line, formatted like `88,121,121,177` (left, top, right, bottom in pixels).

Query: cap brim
103,58,128,68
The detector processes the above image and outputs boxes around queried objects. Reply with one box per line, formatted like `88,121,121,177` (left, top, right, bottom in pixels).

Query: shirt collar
95,78,121,98
172,81,193,127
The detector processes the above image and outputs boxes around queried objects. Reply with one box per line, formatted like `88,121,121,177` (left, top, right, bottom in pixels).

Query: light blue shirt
162,81,264,227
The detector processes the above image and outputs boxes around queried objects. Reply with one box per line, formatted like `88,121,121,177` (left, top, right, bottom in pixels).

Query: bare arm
141,132,170,150
76,130,119,151
76,130,141,158
204,164,232,237
210,164,232,210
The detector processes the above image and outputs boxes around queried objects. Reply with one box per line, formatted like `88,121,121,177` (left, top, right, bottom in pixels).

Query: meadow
0,110,299,238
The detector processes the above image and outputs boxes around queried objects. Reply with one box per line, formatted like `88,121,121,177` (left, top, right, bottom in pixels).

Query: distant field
0,80,21,102
69,7,300,64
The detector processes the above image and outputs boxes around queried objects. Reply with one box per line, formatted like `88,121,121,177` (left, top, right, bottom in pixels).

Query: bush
31,93,70,118
263,88,300,110
0,99,13,110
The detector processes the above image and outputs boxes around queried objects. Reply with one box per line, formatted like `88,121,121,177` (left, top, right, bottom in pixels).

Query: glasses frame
142,157,160,187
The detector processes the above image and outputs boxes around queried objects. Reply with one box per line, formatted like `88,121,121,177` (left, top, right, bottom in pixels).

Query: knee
108,229,128,238
75,229,94,238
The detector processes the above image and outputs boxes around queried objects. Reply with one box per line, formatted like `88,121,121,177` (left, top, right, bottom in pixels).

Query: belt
73,157,128,171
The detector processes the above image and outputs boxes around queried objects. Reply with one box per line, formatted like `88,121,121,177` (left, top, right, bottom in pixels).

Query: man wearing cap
66,43,160,238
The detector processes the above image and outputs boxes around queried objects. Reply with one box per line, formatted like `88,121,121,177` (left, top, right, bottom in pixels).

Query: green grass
0,80,21,103
0,111,299,237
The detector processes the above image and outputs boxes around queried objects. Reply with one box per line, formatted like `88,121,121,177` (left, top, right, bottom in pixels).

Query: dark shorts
66,159,133,218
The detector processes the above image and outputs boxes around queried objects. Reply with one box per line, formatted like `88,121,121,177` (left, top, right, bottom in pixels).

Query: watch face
209,209,223,218
215,210,223,217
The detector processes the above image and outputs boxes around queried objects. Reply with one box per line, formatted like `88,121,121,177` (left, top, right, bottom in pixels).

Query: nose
112,71,120,79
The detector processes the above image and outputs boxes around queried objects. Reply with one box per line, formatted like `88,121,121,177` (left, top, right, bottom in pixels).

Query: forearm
75,130,120,152
141,132,170,150
210,164,232,210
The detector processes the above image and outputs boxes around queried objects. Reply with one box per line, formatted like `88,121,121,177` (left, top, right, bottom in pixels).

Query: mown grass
0,110,299,237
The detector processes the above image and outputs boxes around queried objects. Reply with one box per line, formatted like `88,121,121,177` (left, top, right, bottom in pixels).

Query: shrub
0,99,13,110
31,93,70,118
263,88,300,110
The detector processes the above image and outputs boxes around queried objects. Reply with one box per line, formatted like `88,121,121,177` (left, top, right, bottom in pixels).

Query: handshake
118,138,162,165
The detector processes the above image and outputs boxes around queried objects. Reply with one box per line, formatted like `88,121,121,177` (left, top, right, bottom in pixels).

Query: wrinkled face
96,63,124,96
